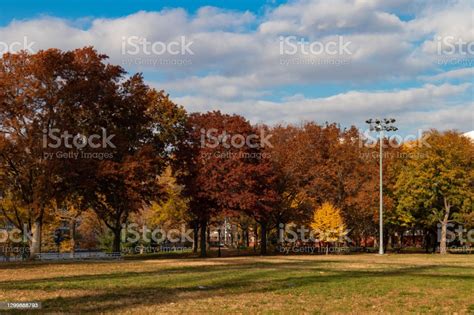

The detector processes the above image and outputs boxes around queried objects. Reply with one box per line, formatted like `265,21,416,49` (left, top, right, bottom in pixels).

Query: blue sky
1,0,472,135
0,0,282,25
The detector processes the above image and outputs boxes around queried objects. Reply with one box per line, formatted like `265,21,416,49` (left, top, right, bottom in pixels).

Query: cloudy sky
1,0,473,135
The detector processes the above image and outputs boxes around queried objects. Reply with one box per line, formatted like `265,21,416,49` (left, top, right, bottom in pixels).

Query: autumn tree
267,125,314,230
128,167,192,250
395,130,473,254
174,111,278,256
237,137,279,255
83,79,187,253
0,49,98,257
267,122,387,246
311,202,347,254
0,48,187,255
75,209,108,250
145,167,190,228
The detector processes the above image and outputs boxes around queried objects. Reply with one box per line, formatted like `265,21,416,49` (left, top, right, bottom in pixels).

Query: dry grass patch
0,254,472,314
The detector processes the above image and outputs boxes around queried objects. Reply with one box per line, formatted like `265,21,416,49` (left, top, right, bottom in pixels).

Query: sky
1,0,473,136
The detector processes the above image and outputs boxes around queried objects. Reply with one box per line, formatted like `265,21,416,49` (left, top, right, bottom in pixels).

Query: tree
311,202,347,254
128,166,192,251
0,47,187,255
174,111,277,256
267,125,314,230
267,122,387,247
0,49,100,257
75,209,108,250
146,167,190,228
238,142,279,255
85,85,187,253
395,130,473,254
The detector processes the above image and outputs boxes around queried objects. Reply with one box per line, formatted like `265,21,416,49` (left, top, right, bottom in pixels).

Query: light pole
365,118,397,255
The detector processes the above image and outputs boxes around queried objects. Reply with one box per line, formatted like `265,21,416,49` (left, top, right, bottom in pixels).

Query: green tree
395,130,473,254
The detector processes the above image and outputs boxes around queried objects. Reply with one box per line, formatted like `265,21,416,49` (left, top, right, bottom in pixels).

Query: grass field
0,254,473,314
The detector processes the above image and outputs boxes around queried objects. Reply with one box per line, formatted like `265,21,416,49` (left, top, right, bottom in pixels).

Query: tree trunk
200,219,207,257
70,219,76,258
260,221,267,255
193,223,199,254
400,231,404,249
253,224,258,253
207,225,211,246
245,228,250,247
439,212,450,255
112,228,121,253
29,219,42,259
424,229,430,253
440,197,451,255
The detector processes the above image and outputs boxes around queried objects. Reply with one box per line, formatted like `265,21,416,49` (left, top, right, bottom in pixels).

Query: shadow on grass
0,258,344,290
2,258,473,313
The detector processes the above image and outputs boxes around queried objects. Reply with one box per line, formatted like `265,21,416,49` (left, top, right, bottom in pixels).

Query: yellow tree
145,167,190,228
128,167,191,251
311,202,347,254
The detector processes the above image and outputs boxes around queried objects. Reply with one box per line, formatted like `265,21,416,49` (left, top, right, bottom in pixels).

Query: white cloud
191,7,256,31
399,102,474,133
2,0,470,81
0,0,472,133
259,0,406,36
170,83,473,134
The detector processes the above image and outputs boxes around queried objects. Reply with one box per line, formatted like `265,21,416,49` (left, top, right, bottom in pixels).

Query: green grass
0,254,473,314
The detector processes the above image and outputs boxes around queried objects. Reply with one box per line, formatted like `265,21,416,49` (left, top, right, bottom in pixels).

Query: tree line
0,48,472,258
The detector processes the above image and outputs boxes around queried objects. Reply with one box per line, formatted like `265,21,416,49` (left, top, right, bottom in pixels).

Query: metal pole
379,130,384,255
366,118,396,255
224,217,227,244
